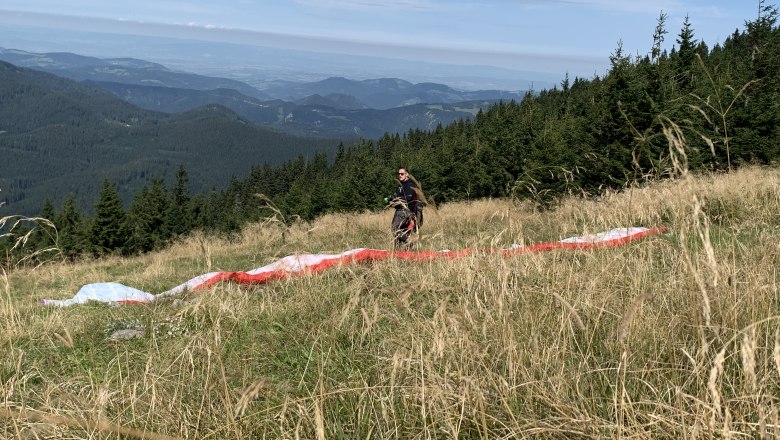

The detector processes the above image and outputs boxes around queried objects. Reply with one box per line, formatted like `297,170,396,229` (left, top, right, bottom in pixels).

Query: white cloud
292,0,438,11
513,0,685,15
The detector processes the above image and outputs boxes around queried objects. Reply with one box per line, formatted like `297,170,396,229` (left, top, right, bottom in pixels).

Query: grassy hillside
2,166,780,438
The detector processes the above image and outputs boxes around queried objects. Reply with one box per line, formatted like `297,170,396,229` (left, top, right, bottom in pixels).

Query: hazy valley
0,48,525,215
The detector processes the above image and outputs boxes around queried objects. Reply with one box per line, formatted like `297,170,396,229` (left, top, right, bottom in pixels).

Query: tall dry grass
2,165,780,438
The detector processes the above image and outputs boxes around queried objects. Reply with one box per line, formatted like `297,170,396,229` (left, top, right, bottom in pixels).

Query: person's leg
390,209,405,250
404,216,418,251
391,210,408,249
391,210,405,231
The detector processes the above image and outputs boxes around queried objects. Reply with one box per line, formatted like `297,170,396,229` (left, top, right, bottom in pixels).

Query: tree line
2,2,779,265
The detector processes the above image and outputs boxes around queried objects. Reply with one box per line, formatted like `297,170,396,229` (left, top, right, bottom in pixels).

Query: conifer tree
298,151,330,218
189,192,211,231
33,199,57,249
90,179,130,255
651,12,669,65
56,194,87,260
167,165,192,236
675,15,698,92
11,199,59,264
586,40,638,188
215,177,242,234
282,181,314,220
128,178,169,253
733,0,780,165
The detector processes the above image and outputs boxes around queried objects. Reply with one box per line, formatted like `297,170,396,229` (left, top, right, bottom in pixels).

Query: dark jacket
394,179,420,213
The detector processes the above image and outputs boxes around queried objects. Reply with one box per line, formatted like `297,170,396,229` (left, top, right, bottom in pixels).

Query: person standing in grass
388,167,425,250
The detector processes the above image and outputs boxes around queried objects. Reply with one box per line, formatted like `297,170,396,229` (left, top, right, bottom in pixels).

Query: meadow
2,166,780,439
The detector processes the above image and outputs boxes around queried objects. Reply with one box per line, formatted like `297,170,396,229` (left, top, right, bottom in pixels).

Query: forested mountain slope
0,61,339,214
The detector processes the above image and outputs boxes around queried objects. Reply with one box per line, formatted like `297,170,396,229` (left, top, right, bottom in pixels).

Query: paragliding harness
390,196,423,251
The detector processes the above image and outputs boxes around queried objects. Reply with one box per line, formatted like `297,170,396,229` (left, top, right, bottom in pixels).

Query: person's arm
403,183,417,212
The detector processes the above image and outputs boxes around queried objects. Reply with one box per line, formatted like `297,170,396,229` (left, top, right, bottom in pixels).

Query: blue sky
0,0,761,79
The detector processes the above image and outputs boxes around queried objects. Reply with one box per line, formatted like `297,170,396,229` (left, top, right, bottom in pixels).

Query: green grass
3,166,780,438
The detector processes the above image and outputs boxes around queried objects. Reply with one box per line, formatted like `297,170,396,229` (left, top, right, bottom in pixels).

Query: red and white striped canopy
42,227,666,307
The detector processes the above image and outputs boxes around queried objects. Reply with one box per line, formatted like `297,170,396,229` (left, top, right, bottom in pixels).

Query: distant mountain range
90,81,495,139
0,48,269,99
0,48,525,139
259,76,525,109
0,26,560,92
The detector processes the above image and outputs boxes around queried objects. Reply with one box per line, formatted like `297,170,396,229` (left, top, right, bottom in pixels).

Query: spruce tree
128,178,169,253
306,151,331,217
90,179,130,255
675,15,698,92
591,40,641,188
56,194,87,260
8,199,58,264
167,165,192,237
733,0,780,165
651,12,669,64
33,199,57,250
